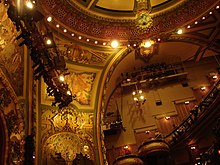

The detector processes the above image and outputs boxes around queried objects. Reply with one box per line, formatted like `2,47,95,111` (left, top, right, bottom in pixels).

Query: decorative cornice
38,0,219,40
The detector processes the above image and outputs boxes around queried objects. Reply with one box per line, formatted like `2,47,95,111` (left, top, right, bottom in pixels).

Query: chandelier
136,0,153,30
132,84,146,107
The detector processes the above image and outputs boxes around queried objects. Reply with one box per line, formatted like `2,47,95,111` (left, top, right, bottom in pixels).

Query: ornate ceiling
37,0,220,111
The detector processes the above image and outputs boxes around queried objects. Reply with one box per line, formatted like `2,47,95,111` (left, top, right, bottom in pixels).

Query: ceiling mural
41,106,94,163
57,40,110,66
66,72,96,105
0,2,24,96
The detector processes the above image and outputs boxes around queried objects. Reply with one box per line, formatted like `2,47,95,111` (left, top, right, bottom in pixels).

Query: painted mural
66,72,96,105
41,106,94,164
0,80,25,164
57,40,110,65
0,3,24,96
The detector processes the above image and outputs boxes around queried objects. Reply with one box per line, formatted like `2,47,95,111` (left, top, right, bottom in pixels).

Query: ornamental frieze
38,0,218,40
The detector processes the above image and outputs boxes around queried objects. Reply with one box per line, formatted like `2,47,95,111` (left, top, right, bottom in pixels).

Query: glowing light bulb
132,91,136,95
59,75,65,82
144,41,151,48
177,29,183,34
47,16,52,22
111,40,119,48
26,1,33,9
67,91,71,95
46,39,52,45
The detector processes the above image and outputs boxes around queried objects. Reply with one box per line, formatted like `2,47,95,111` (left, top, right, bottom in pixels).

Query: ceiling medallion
136,0,153,30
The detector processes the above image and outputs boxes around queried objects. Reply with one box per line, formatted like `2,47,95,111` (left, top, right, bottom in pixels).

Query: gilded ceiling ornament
136,0,153,30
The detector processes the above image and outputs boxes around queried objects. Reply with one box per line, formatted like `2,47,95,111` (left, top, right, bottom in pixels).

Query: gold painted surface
41,106,94,163
0,3,24,96
57,40,110,66
66,72,96,105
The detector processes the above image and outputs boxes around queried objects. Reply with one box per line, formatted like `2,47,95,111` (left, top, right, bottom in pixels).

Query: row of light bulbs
25,1,73,97
43,3,220,49
6,1,220,49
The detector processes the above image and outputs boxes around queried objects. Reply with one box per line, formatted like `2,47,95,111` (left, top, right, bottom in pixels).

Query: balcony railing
164,79,220,145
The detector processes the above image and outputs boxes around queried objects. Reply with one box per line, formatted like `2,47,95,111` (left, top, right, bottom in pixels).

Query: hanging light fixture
132,84,146,107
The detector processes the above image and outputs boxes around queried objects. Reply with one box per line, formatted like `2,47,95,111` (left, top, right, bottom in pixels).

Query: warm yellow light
165,116,170,120
138,90,142,94
187,25,191,29
140,95,144,100
124,145,129,149
59,75,65,82
71,33,75,36
145,130,150,134
78,36,82,39
132,91,136,95
111,40,119,48
67,91,71,95
84,145,89,151
201,86,206,91
134,97,138,101
46,39,52,45
185,101,189,104
26,1,34,9
86,39,90,42
63,29,67,33
56,24,60,28
94,41,98,44
190,146,196,150
212,75,218,79
47,16,52,22
177,29,183,34
103,42,106,46
143,41,151,48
